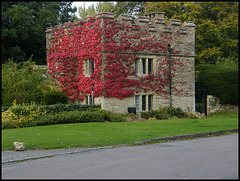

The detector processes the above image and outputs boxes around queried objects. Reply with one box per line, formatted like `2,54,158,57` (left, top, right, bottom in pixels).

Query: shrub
42,90,69,105
163,106,186,118
141,110,168,120
23,108,126,128
187,112,198,119
41,103,100,114
141,106,186,120
2,100,46,129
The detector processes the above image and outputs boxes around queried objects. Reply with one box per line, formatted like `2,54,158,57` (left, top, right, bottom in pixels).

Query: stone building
46,12,196,113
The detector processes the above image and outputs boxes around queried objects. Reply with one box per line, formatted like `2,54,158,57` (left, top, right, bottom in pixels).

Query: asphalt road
2,133,238,179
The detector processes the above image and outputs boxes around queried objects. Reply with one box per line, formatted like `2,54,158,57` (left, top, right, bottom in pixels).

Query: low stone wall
207,95,238,114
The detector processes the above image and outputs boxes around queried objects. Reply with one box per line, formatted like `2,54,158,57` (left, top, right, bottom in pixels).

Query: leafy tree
77,1,146,20
146,1,239,65
77,2,115,20
1,1,77,64
1,57,57,106
113,1,146,17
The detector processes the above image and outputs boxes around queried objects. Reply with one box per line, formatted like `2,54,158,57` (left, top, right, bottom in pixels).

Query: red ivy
47,16,188,102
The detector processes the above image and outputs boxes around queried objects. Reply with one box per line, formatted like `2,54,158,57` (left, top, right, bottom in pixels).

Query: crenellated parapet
46,12,196,57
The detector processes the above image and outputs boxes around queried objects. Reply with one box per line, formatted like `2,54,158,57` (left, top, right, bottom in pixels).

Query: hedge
196,65,238,105
19,108,126,128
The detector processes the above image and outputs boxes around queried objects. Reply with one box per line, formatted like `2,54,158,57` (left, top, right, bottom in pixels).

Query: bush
41,103,100,114
141,106,186,120
42,90,69,105
22,108,126,128
2,100,46,129
163,106,186,118
141,110,168,120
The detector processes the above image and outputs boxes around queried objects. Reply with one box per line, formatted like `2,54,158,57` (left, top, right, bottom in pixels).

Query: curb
135,129,238,144
2,129,238,164
2,146,114,164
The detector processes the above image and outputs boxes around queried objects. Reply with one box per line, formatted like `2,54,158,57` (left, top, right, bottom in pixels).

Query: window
135,95,154,112
84,59,94,76
142,95,146,111
85,95,93,105
142,58,146,74
148,59,153,74
135,58,154,76
148,95,153,111
135,95,140,112
135,59,139,74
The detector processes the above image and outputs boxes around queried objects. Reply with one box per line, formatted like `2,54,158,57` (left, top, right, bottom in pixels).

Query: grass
2,112,238,150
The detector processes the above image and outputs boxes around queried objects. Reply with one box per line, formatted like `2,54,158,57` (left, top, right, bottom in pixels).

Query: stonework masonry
46,12,196,113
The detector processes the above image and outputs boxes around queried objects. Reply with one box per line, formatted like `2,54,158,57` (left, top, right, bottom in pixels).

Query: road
2,133,238,179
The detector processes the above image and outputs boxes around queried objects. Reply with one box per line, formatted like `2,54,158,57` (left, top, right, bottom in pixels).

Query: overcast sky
72,1,101,17
72,1,100,9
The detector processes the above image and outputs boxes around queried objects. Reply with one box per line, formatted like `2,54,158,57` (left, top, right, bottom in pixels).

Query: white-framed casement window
135,94,154,112
135,58,154,76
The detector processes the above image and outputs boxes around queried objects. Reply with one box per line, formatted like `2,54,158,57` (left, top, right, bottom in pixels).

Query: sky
72,1,100,9
72,1,101,18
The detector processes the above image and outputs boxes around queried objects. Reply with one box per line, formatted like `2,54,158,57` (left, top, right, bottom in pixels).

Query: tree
77,1,146,20
113,1,146,17
77,2,115,20
1,1,77,64
1,57,57,106
146,1,239,65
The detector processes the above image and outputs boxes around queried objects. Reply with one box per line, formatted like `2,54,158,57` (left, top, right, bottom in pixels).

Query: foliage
47,14,189,102
77,1,145,20
3,108,126,129
163,106,186,118
141,106,185,120
187,112,200,119
141,110,168,120
146,1,239,65
42,90,69,105
2,100,46,129
41,103,100,114
1,58,58,106
77,2,115,20
1,1,77,64
196,64,238,105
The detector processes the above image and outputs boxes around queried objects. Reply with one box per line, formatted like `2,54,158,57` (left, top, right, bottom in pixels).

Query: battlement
46,12,196,57
46,11,195,35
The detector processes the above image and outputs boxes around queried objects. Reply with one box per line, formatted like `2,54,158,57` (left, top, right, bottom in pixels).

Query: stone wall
207,95,238,114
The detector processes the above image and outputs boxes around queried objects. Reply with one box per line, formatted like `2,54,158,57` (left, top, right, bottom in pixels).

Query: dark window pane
148,59,153,74
142,95,146,111
148,95,153,110
142,58,146,74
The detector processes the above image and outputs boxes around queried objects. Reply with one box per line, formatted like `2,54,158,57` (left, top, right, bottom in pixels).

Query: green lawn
2,112,238,150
